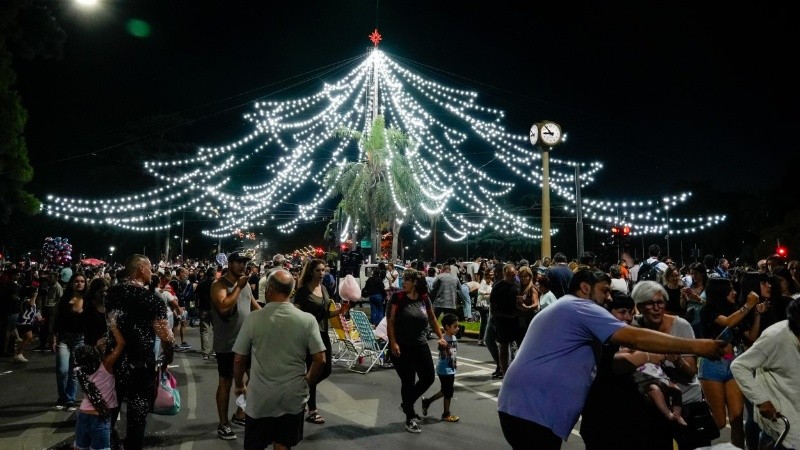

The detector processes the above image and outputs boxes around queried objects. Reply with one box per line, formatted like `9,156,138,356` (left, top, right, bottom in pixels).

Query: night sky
11,1,798,259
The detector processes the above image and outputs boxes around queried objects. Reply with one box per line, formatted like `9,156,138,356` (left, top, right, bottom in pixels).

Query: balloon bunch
42,236,73,268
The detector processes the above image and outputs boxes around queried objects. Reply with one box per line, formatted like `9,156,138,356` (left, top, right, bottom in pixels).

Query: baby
632,358,687,426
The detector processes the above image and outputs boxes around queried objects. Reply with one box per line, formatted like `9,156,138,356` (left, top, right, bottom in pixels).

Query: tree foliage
0,1,66,222
326,115,423,260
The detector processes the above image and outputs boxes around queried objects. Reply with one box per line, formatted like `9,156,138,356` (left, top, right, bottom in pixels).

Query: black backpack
637,260,662,283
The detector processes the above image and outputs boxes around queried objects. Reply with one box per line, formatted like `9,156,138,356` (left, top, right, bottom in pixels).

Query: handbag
153,368,181,415
679,399,720,443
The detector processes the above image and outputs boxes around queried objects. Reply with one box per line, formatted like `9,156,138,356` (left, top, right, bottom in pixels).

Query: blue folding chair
347,310,389,374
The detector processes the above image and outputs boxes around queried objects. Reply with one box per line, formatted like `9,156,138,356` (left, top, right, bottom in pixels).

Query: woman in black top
52,272,87,410
387,268,445,433
293,258,349,425
84,277,110,349
661,266,685,316
697,277,759,448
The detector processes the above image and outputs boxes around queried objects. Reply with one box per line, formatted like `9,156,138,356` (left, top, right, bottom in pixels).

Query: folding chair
347,310,389,374
328,303,359,365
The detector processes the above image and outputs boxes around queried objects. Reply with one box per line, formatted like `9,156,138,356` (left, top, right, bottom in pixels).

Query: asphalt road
0,310,732,450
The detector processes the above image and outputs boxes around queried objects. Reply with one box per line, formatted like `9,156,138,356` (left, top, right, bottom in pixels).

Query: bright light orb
75,0,99,7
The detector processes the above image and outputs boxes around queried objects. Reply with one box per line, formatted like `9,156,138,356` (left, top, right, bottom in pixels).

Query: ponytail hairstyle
73,346,110,419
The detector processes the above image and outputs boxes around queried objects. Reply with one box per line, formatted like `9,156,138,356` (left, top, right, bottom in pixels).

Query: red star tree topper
369,29,382,47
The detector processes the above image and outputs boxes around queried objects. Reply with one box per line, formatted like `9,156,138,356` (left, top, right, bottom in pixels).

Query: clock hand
543,130,554,135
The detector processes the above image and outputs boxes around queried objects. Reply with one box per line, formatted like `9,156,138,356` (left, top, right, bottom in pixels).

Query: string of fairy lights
42,42,724,242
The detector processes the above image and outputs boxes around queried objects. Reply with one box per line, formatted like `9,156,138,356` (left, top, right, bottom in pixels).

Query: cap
228,251,252,263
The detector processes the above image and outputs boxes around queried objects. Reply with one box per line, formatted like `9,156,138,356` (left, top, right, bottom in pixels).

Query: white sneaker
14,354,28,363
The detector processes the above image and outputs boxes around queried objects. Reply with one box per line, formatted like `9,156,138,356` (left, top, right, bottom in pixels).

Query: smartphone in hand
716,327,734,344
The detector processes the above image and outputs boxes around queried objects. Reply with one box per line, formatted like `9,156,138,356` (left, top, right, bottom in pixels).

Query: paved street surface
1,312,731,449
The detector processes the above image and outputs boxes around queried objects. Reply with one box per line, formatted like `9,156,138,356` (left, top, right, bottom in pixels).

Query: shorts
243,411,304,449
217,352,249,379
175,310,188,322
74,411,111,450
698,357,734,382
438,374,455,399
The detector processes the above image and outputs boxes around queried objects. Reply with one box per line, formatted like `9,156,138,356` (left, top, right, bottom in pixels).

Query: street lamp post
664,206,670,257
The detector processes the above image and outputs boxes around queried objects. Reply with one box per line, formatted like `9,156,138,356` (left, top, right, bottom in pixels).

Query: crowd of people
1,244,798,450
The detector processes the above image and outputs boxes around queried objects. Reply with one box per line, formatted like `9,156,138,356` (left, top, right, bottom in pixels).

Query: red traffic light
622,226,630,236
776,246,788,257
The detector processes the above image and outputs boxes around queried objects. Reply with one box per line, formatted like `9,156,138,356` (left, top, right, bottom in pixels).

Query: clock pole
533,120,561,260
541,147,552,260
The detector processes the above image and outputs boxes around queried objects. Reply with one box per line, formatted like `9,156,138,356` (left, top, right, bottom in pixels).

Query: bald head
266,269,295,302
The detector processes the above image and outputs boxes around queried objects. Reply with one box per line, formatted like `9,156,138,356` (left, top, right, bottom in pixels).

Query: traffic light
622,226,630,236
776,245,788,258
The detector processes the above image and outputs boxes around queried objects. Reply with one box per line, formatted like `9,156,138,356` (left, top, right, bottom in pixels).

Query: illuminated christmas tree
43,30,724,254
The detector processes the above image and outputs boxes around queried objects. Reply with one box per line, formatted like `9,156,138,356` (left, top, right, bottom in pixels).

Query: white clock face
529,123,539,145
540,122,561,145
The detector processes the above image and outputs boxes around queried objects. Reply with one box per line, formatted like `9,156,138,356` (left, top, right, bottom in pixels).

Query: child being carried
627,350,688,426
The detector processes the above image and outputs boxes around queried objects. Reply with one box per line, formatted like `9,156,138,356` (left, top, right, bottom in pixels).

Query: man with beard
210,251,262,440
498,269,725,450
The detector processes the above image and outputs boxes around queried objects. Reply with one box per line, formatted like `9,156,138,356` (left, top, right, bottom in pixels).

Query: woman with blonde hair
516,266,540,339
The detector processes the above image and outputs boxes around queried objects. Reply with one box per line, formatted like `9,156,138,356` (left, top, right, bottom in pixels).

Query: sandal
305,412,325,424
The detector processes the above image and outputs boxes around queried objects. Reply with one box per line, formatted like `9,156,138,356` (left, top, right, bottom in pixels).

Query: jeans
154,311,174,361
462,295,472,320
199,310,213,356
56,333,84,404
698,357,735,382
74,411,111,450
368,294,385,325
477,308,489,340
484,314,499,369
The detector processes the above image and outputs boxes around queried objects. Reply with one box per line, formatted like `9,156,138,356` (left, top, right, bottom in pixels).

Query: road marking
179,355,197,420
317,379,380,428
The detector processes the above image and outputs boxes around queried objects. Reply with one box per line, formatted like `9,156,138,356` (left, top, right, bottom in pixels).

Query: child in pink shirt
73,322,125,450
